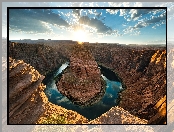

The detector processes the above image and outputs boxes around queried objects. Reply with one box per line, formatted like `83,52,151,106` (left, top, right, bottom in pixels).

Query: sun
73,29,87,44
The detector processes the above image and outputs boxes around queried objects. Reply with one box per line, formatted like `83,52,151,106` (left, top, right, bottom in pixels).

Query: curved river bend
43,62,123,120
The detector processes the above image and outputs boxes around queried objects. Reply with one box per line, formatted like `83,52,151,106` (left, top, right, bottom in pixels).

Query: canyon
9,57,88,124
8,41,166,124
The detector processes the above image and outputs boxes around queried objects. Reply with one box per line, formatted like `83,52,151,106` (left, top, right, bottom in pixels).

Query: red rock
56,44,104,106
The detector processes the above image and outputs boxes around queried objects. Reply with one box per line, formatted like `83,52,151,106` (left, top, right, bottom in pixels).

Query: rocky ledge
9,42,166,124
89,106,148,124
9,57,88,124
9,57,45,124
56,44,105,106
9,57,147,124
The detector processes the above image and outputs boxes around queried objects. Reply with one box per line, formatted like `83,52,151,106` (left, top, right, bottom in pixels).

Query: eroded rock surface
9,41,166,124
9,57,46,124
9,57,88,124
56,44,105,106
85,44,166,122
89,106,148,124
9,42,70,75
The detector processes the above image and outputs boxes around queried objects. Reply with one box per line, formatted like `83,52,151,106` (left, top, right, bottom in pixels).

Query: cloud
146,13,166,24
9,9,69,34
123,26,141,36
106,9,119,15
108,2,133,7
72,9,81,17
167,4,174,20
128,9,166,21
129,9,151,20
71,2,83,7
9,18,49,34
87,9,103,19
79,16,112,34
123,9,166,35
119,9,129,17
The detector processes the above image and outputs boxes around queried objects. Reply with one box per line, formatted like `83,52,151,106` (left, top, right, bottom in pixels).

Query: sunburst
73,29,87,44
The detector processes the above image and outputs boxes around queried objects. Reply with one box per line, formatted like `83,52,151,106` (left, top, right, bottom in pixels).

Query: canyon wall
9,57,46,124
9,42,70,75
9,57,88,124
85,44,166,122
9,42,166,123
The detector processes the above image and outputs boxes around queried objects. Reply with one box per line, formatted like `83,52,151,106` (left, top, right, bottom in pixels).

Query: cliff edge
9,57,88,124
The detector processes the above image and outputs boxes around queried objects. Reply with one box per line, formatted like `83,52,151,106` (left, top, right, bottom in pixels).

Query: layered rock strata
9,41,166,124
9,57,46,124
8,57,149,124
56,44,105,106
9,42,69,75
9,57,88,124
85,44,166,122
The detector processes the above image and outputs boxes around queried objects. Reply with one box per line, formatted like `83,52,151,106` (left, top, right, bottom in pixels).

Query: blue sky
3,2,173,44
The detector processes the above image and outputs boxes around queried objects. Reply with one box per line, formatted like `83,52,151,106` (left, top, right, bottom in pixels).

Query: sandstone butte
56,44,105,106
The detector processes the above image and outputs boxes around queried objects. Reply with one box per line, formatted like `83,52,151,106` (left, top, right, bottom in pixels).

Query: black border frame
7,6,167,125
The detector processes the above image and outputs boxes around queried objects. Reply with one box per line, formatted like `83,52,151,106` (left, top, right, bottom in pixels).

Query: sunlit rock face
9,57,46,124
8,57,89,124
56,44,105,106
9,41,167,124
89,106,148,124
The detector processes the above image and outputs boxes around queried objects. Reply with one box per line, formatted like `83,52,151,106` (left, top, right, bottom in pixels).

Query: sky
3,2,174,44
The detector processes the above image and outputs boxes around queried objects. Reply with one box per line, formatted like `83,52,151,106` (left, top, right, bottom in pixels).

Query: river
43,63,123,120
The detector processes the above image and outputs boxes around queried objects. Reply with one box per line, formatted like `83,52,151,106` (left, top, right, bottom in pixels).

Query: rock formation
148,95,166,124
9,41,166,124
8,57,88,124
56,44,105,106
85,44,166,123
8,57,150,125
9,42,70,75
9,57,46,124
89,106,148,124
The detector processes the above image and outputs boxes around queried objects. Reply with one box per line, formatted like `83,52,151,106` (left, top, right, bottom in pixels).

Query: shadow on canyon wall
8,41,166,124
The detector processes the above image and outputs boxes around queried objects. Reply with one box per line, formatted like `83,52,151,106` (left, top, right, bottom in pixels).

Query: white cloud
106,9,119,15
167,4,174,20
122,8,166,35
146,13,166,24
129,9,154,21
119,9,128,16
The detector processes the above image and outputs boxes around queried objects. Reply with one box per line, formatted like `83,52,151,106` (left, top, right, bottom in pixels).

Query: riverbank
9,41,166,124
